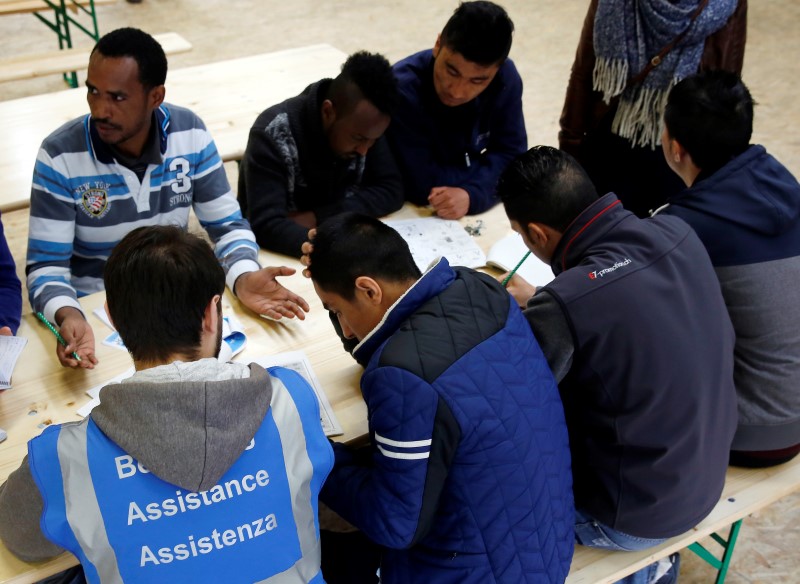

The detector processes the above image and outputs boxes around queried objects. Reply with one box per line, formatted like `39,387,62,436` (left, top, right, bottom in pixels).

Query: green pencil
501,250,532,287
35,312,82,362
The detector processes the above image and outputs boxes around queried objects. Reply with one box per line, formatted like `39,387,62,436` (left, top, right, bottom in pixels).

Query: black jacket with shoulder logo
528,193,738,538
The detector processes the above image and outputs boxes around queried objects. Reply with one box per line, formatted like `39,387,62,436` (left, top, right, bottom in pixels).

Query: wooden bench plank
0,32,192,83
566,455,800,583
0,0,114,16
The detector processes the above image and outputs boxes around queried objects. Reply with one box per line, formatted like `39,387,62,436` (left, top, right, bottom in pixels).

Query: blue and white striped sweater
26,104,259,321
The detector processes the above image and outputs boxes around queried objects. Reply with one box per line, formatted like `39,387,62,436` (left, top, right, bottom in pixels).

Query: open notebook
486,233,554,287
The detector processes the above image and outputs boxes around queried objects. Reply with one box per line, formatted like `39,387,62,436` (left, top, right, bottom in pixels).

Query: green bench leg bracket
32,0,102,88
687,519,743,584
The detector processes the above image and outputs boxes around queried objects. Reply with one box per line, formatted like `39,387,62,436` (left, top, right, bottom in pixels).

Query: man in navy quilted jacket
308,212,574,584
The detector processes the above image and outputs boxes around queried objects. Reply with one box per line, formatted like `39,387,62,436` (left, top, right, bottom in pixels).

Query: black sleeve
524,290,575,383
238,126,310,258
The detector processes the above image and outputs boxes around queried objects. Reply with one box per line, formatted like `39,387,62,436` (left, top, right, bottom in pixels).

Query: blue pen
36,312,82,362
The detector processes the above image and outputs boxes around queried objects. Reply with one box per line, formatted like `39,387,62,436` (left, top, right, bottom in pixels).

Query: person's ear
202,294,221,334
321,99,336,129
354,276,383,306
524,223,549,249
671,137,693,166
148,84,165,110
525,222,562,263
433,34,442,58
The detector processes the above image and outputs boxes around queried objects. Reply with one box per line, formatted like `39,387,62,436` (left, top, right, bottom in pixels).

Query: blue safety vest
28,367,333,583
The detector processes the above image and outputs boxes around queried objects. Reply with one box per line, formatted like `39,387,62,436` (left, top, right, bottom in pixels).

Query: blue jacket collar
84,105,171,163
353,258,456,364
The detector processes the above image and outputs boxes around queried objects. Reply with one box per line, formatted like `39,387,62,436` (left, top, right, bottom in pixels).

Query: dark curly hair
92,27,167,89
327,51,398,116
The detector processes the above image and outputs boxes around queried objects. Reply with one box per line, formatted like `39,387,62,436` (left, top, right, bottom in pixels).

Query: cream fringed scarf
592,0,738,149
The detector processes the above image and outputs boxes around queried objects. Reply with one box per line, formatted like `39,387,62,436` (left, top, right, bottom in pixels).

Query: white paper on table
253,351,343,437
384,217,486,272
93,307,115,331
0,336,28,390
77,366,136,417
102,330,128,352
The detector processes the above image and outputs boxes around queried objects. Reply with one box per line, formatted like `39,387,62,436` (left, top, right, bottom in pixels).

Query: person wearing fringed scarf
559,0,746,218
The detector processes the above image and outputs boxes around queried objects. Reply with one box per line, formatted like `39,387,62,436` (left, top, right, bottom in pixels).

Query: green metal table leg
687,519,744,584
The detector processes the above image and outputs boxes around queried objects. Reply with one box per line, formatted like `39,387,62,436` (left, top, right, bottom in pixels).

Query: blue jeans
574,509,678,584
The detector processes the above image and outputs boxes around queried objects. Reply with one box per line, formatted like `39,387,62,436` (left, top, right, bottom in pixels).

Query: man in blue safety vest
0,225,333,583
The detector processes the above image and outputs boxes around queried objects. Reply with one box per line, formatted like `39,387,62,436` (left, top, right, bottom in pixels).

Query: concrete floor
1,0,799,581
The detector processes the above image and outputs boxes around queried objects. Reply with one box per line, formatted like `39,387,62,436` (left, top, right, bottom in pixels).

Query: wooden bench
0,32,192,84
1,0,119,86
0,0,114,16
0,44,347,213
567,455,800,583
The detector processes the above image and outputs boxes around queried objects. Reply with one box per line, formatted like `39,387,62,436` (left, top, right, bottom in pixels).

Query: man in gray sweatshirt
0,226,333,583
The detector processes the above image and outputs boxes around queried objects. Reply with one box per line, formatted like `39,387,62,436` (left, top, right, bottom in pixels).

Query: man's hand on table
499,273,536,309
429,186,470,220
235,268,310,320
55,307,98,369
0,326,12,336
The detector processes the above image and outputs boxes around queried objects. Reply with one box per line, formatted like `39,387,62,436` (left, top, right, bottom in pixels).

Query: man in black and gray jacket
238,51,404,258
497,146,738,584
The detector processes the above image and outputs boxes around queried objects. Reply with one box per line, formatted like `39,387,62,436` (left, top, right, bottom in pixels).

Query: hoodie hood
91,359,272,492
667,145,800,236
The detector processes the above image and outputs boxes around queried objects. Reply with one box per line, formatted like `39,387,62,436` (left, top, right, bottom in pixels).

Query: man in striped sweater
26,28,308,368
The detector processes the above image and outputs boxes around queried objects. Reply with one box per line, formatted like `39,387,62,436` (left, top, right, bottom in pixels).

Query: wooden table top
0,44,347,212
0,203,513,583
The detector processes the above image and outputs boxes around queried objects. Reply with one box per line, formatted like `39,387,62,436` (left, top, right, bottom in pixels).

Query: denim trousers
574,509,677,584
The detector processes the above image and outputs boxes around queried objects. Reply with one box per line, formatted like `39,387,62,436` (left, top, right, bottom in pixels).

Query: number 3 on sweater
170,157,192,194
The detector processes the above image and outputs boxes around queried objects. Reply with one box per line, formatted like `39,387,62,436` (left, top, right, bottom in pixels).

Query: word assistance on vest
113,439,281,568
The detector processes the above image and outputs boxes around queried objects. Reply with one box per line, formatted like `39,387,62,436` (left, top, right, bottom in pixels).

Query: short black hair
309,213,421,300
104,226,225,363
441,1,514,66
327,51,398,116
498,146,599,232
664,70,754,172
92,27,167,89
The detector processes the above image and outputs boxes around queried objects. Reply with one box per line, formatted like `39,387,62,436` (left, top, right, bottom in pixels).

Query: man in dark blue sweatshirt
658,70,800,467
389,1,526,219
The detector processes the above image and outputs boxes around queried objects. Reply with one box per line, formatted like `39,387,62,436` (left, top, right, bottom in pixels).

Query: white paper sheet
253,351,343,437
0,336,28,390
384,217,486,272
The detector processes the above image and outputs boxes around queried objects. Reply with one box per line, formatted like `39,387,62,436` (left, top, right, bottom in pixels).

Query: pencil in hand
35,312,82,362
501,251,532,288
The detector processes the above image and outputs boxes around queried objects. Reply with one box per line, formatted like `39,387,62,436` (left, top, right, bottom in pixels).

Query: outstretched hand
235,267,310,320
